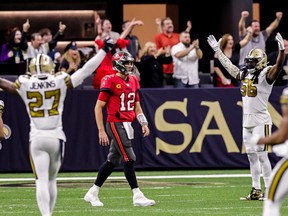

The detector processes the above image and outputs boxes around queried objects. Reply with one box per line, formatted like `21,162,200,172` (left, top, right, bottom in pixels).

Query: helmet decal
29,54,55,76
112,51,135,75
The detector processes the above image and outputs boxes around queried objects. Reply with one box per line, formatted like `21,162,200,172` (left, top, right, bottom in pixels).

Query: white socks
132,188,141,196
91,185,100,194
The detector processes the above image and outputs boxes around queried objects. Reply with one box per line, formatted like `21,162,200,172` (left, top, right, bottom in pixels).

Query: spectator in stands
59,41,83,75
238,10,283,68
23,21,66,62
154,17,192,86
39,27,62,64
92,18,140,89
121,19,144,61
171,31,203,88
0,19,30,64
139,41,172,88
213,27,253,87
0,28,12,50
96,17,120,44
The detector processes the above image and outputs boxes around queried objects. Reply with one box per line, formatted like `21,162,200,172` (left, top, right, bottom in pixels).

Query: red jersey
93,52,115,89
154,32,180,74
93,38,130,89
98,74,140,122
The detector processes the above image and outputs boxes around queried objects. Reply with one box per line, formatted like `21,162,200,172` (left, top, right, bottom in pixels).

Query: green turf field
0,169,287,216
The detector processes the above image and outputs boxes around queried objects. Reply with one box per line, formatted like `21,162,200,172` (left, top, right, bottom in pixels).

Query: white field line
0,173,253,182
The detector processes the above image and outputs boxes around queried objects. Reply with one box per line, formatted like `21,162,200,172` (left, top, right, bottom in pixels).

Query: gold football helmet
29,54,55,76
244,48,268,73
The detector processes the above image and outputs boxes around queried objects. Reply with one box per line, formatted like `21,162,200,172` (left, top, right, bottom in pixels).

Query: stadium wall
0,87,284,172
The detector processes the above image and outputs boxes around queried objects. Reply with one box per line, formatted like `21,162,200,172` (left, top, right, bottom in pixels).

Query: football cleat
133,192,155,207
240,187,263,200
258,192,266,201
84,187,104,207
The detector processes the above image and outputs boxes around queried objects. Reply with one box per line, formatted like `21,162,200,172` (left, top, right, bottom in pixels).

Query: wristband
137,113,148,126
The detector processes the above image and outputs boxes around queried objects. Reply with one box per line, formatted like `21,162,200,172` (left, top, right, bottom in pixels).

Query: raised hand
241,11,249,18
23,19,30,32
207,35,221,52
276,32,284,51
59,21,66,33
103,37,115,52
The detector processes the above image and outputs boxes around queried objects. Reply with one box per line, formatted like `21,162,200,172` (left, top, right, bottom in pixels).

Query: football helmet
29,54,55,76
244,48,268,73
112,51,134,75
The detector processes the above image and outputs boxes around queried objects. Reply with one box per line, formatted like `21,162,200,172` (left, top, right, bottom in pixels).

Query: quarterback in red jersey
84,51,155,207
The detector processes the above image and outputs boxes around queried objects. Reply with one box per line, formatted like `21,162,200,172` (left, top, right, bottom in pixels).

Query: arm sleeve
215,50,240,79
70,49,106,87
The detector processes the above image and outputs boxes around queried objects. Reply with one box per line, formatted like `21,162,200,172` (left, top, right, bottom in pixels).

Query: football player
207,32,285,200
84,51,156,207
0,100,4,149
0,37,114,216
249,87,288,216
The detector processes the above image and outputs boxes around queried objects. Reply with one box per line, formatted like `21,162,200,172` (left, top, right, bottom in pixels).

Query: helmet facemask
244,48,268,74
29,54,55,78
112,51,135,75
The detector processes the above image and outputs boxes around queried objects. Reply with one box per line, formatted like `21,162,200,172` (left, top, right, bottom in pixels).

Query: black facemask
244,58,258,69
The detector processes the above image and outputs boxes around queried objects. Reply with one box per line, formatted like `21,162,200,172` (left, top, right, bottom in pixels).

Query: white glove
273,142,288,158
248,134,261,147
207,35,221,52
276,32,284,51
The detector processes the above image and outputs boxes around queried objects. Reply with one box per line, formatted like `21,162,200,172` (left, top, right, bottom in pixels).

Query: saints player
84,51,155,207
0,100,4,148
0,38,114,216
249,87,288,216
207,32,285,200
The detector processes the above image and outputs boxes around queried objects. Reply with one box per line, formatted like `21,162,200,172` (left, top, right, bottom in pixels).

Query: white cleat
133,192,156,207
84,189,104,207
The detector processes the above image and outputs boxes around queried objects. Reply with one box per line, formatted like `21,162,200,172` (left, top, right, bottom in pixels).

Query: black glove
102,37,115,53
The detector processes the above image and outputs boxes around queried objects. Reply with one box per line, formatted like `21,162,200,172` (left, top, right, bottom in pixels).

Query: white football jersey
240,66,273,127
15,72,71,141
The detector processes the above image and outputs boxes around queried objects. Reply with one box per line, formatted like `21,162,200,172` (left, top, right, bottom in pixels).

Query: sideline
0,174,252,182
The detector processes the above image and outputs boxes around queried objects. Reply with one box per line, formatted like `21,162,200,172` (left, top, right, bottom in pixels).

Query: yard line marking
0,173,252,182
